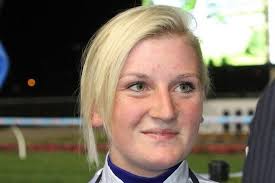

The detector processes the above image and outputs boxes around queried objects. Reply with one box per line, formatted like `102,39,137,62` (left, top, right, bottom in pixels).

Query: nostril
150,102,176,121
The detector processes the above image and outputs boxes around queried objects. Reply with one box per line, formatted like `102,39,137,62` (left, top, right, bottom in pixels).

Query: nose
149,89,176,121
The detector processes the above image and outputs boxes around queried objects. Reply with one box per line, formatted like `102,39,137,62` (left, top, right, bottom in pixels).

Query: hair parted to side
80,5,210,167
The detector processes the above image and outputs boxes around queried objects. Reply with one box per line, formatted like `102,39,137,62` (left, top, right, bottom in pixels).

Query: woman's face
110,35,204,177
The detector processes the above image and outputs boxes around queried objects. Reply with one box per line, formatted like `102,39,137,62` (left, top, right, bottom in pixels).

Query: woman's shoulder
88,169,103,183
195,173,219,183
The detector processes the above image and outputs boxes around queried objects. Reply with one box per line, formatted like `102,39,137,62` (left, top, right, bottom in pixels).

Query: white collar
100,154,190,183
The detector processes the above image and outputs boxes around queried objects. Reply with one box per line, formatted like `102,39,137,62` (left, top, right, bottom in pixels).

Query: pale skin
93,34,204,177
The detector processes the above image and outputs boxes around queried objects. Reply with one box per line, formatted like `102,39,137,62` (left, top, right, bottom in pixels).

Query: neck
107,156,181,183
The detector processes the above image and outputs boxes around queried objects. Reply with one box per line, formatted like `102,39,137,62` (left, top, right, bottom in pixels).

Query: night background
0,2,274,182
0,0,271,116
0,0,142,97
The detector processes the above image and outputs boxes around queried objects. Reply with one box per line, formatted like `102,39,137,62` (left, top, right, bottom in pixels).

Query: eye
127,81,145,92
175,82,194,93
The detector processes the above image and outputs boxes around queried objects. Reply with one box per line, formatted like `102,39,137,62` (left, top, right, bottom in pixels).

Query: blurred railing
0,115,253,126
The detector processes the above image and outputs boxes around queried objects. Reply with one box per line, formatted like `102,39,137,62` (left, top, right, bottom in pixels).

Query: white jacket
88,156,218,183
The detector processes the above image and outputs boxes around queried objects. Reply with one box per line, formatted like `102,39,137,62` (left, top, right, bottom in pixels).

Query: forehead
121,35,200,75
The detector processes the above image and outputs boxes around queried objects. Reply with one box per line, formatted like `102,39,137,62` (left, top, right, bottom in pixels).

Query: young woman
80,5,216,183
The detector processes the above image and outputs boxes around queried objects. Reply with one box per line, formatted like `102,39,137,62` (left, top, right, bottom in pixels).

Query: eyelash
127,81,146,92
126,81,195,93
175,81,195,93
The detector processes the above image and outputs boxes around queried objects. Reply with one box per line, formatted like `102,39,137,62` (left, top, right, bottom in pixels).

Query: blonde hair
80,5,210,166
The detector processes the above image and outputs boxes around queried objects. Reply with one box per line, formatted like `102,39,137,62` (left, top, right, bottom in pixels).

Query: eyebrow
120,73,199,79
174,74,200,80
119,73,149,79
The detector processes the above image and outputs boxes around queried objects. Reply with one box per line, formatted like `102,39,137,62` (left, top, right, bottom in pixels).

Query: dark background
0,0,141,97
0,0,270,116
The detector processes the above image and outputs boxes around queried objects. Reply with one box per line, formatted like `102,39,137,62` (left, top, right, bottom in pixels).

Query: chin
145,152,184,170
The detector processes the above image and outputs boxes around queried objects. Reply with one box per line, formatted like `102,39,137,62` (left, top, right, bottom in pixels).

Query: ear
91,112,103,127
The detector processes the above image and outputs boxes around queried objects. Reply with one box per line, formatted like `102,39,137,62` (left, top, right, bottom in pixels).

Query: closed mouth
141,129,178,140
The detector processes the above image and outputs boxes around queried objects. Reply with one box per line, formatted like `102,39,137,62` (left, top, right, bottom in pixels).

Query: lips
141,129,178,140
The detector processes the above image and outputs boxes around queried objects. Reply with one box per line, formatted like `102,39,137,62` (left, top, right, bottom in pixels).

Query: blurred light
27,78,36,87
0,42,9,88
269,0,275,64
151,0,196,10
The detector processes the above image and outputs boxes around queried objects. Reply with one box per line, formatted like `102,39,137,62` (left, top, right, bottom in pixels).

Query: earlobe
91,112,103,127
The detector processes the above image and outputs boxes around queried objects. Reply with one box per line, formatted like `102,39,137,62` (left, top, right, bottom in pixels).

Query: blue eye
128,82,145,92
175,82,194,93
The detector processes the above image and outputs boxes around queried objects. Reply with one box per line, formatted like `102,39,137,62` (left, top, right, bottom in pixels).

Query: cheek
112,96,147,127
189,102,203,118
178,99,203,127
